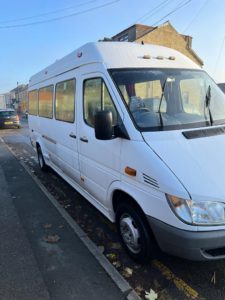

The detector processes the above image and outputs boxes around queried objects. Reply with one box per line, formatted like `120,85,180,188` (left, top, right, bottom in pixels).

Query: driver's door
78,73,121,208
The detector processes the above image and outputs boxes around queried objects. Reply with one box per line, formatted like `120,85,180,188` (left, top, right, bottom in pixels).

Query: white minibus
28,42,225,263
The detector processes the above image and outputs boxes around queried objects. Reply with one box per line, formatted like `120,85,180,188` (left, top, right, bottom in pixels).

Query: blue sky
0,0,225,94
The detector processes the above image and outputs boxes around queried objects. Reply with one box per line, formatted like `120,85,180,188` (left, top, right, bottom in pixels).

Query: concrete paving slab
0,141,127,299
0,154,50,299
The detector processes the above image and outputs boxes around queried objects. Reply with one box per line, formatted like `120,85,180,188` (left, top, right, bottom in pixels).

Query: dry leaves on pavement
43,235,60,243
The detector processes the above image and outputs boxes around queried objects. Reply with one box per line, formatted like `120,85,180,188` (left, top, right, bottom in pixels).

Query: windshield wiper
205,85,213,126
158,78,167,128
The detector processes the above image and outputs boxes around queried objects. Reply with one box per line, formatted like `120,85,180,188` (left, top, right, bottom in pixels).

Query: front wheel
37,146,48,171
116,203,156,263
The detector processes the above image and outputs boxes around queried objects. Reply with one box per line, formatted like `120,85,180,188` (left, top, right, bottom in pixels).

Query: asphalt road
1,121,225,300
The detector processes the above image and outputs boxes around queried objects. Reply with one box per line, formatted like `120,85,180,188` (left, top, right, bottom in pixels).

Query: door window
38,85,53,118
83,78,117,127
28,90,38,115
55,79,75,123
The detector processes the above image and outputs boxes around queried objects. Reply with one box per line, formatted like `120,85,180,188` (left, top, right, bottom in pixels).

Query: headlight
167,194,225,225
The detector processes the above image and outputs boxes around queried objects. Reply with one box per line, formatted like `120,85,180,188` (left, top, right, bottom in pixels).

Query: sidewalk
0,141,131,299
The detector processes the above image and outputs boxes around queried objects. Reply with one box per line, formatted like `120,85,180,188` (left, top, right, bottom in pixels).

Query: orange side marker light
125,167,137,177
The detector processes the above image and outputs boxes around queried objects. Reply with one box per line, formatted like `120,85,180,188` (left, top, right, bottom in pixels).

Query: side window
55,79,75,123
38,85,53,118
83,78,117,127
28,90,38,115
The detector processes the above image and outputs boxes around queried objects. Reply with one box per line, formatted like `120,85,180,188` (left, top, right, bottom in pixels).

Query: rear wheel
37,146,47,171
116,202,156,263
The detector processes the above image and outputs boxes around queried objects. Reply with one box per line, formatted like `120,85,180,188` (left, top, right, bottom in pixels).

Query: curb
4,141,141,300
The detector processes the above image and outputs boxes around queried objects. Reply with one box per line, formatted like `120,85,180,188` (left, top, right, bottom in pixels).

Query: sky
0,0,225,94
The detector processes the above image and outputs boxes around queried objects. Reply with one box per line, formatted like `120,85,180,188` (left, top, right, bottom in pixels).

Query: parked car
0,109,21,128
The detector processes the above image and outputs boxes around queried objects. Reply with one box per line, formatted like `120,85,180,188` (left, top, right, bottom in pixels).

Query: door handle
69,133,76,139
80,137,88,143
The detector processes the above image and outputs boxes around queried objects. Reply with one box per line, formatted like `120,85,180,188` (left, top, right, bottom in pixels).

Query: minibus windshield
110,68,225,131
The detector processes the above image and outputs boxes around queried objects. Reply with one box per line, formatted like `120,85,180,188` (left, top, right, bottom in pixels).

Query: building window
38,85,53,118
83,78,117,127
28,90,38,115
55,79,75,123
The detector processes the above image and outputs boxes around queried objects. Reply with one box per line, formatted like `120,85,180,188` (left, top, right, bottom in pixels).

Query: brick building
10,84,28,113
112,21,203,67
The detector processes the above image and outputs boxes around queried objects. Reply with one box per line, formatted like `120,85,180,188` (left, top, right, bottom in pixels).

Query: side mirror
95,110,113,140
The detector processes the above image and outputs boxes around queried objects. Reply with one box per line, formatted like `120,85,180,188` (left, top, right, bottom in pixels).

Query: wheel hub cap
120,215,141,254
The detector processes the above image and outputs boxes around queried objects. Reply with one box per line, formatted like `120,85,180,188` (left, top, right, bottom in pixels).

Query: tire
116,202,156,264
37,146,48,171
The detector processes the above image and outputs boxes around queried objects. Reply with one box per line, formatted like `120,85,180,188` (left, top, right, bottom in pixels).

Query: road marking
152,260,200,299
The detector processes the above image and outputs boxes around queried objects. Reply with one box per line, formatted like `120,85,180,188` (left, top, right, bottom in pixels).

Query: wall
136,23,202,66
0,95,6,109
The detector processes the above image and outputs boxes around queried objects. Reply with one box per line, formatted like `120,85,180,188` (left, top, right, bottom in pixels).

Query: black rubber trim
182,126,225,139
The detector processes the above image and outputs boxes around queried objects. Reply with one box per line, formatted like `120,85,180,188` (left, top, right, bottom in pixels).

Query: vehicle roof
0,109,15,112
29,42,202,87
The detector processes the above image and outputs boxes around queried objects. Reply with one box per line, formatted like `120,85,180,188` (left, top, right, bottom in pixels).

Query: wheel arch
111,189,152,234
112,189,145,217
112,188,160,262
35,136,44,152
108,183,158,243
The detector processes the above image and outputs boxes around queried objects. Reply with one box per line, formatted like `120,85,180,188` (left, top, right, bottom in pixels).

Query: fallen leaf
43,235,60,243
58,225,64,229
135,285,144,295
43,223,52,229
145,289,158,300
112,261,121,268
106,253,117,261
123,267,133,278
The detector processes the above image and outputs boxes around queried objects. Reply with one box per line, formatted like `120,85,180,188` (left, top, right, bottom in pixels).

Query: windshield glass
110,68,225,131
0,111,16,117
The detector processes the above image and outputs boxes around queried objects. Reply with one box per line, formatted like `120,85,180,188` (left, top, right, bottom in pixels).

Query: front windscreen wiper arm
205,85,213,126
158,78,167,128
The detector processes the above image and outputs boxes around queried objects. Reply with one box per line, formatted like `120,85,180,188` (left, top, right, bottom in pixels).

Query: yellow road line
152,260,200,299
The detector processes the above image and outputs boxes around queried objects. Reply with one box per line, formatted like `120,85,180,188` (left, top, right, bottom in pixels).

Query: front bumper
0,121,20,128
147,216,225,260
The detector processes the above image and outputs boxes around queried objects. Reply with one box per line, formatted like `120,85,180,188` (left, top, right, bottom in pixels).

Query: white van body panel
29,42,200,88
143,130,225,202
28,42,225,260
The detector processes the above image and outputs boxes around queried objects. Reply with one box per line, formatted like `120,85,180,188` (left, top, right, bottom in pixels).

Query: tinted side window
39,85,53,118
55,79,75,123
28,90,38,115
84,78,117,127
